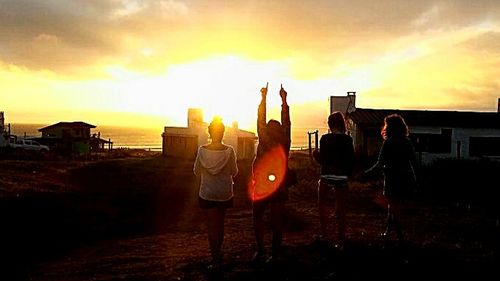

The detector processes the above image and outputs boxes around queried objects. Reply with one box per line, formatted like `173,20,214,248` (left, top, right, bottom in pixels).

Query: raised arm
280,85,291,150
257,85,268,140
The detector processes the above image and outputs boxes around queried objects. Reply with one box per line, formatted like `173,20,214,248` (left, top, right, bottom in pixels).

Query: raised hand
260,83,268,99
280,84,287,101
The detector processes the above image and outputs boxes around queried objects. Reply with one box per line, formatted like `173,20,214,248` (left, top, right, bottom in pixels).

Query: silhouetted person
366,114,416,247
251,84,291,263
193,117,238,271
313,112,354,250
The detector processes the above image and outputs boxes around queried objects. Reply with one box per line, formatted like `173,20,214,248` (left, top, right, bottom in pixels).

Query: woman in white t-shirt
193,117,238,271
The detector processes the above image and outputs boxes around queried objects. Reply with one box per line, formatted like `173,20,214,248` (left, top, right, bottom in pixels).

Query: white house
162,108,257,160
330,94,500,164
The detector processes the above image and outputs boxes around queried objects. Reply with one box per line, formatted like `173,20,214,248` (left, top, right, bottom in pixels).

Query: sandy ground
0,152,498,280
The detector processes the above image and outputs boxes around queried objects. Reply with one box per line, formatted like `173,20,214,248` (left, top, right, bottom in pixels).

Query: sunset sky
1,0,499,130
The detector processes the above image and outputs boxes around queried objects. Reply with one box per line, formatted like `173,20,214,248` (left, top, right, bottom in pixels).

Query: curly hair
381,114,409,139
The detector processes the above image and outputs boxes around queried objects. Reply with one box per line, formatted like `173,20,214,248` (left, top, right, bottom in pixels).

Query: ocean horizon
9,123,329,151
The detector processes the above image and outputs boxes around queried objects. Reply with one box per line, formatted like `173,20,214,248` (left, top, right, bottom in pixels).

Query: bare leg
389,200,405,243
387,199,405,245
206,208,226,264
318,181,329,238
334,186,347,247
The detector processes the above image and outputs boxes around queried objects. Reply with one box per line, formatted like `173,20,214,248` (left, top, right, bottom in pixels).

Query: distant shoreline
8,123,327,150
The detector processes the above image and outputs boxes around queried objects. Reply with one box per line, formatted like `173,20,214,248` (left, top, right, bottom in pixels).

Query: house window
469,137,500,157
410,129,451,153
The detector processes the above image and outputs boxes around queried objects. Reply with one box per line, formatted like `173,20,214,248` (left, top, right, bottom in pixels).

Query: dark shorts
198,197,234,210
318,179,348,204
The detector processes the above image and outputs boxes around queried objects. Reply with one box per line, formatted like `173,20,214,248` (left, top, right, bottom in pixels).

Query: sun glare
103,56,295,130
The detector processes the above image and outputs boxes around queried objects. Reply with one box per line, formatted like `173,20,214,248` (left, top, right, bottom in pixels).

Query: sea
9,124,329,151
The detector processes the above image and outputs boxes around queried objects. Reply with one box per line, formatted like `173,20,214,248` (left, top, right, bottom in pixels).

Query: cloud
412,4,441,27
0,0,190,72
462,31,500,53
0,0,499,81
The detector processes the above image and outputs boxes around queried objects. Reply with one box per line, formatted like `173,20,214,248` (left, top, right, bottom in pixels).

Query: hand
280,85,287,101
260,86,267,99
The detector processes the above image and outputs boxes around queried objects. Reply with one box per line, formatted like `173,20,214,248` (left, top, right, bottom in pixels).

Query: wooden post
308,132,312,157
314,130,319,150
308,130,320,158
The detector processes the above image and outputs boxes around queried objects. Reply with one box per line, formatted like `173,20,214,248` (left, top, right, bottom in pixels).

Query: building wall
330,94,356,115
350,124,382,158
163,135,198,159
412,126,500,163
354,125,500,165
162,126,256,160
236,138,257,160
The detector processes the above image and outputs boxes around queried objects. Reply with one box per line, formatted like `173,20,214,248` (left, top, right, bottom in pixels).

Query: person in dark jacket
366,114,416,246
251,84,291,263
313,112,354,249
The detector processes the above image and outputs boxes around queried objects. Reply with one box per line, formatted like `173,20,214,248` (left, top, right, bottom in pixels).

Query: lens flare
248,146,287,201
268,174,276,182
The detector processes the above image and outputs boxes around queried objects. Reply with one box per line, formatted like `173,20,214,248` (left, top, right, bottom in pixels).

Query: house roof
39,122,96,132
348,108,500,129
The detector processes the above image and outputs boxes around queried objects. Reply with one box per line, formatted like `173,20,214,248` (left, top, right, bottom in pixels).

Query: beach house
38,122,112,155
162,109,257,160
330,93,500,164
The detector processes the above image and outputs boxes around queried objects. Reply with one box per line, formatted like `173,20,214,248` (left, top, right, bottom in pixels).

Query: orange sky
1,0,499,130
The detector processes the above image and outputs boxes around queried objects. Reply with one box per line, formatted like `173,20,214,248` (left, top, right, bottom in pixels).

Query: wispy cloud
1,0,500,126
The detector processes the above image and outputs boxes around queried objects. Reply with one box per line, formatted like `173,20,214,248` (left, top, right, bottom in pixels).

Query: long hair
381,114,409,140
328,111,347,133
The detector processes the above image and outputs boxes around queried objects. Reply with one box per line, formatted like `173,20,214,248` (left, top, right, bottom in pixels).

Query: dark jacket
314,133,354,177
371,137,417,197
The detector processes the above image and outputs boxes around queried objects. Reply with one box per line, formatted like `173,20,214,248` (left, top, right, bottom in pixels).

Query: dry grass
0,152,498,280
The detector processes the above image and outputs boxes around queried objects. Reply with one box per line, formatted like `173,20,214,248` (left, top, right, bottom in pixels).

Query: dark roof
39,122,96,132
348,108,500,129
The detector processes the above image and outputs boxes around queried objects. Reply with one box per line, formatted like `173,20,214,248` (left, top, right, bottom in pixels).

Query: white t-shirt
193,145,238,201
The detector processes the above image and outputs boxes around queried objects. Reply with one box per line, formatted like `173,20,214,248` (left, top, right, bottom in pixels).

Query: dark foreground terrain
0,152,498,280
